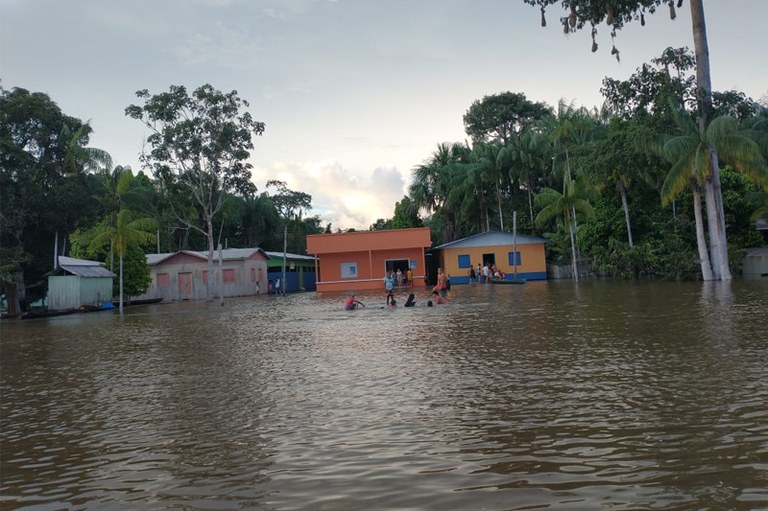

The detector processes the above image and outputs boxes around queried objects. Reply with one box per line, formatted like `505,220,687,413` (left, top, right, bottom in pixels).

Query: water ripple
1,280,767,510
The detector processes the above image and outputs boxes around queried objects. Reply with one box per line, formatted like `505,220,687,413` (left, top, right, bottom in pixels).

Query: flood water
1,279,767,510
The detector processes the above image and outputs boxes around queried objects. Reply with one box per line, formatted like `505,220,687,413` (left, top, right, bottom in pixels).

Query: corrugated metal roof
265,251,316,261
59,255,103,266
146,248,270,265
187,248,267,261
58,264,116,278
146,252,179,265
54,256,116,278
434,230,549,249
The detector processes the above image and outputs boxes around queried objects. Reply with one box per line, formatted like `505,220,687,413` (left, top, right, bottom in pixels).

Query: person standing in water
384,271,395,305
433,267,448,297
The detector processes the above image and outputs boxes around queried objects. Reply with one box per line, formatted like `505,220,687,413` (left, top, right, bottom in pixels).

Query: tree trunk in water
690,0,730,280
206,213,214,301
6,275,22,315
620,184,633,248
119,252,124,314
708,150,731,280
703,181,721,279
218,243,224,306
569,218,579,283
693,186,714,281
282,224,288,295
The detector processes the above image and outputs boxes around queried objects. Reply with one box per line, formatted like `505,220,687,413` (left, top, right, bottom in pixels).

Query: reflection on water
1,280,767,510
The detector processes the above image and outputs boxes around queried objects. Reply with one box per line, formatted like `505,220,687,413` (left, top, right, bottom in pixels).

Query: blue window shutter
508,252,521,266
458,254,471,268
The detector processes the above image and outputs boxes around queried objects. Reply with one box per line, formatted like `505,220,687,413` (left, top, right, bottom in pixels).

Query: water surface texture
2,280,767,510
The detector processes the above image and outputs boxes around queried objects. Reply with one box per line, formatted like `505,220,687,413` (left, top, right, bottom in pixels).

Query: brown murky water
1,279,767,510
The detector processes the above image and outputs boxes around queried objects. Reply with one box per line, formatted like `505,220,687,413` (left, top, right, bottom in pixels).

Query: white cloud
253,159,405,231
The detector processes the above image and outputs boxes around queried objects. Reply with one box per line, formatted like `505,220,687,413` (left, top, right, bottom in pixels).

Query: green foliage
522,1,682,59
126,84,264,263
111,244,152,297
720,167,765,250
370,218,393,231
391,196,423,229
464,91,552,144
0,86,106,308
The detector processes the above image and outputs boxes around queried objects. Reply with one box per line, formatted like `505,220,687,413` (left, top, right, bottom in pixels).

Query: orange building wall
306,228,431,292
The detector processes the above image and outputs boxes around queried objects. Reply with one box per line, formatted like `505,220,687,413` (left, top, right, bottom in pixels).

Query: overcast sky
3,0,767,230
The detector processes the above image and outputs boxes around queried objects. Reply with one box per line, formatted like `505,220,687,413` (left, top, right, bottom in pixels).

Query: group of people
385,268,415,305
468,262,504,283
345,290,450,310
344,267,453,310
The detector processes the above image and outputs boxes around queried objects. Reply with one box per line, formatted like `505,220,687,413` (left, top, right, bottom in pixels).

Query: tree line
3,2,768,313
385,46,767,281
0,85,327,313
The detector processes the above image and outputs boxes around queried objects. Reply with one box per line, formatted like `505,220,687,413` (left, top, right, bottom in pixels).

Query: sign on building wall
340,262,358,278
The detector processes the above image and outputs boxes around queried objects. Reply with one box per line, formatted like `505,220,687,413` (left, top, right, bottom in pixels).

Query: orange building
306,227,432,292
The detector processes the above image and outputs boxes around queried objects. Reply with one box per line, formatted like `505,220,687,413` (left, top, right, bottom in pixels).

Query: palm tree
535,171,595,281
58,123,112,175
89,209,156,314
469,141,514,231
546,100,595,181
660,108,766,280
97,166,155,271
410,142,473,241
509,129,549,225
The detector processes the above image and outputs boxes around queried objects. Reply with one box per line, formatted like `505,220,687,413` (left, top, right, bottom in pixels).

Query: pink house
134,248,269,301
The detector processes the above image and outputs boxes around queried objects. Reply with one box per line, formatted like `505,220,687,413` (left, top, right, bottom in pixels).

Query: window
251,268,256,282
157,273,169,288
508,252,521,266
341,262,358,279
457,254,471,268
202,270,208,285
223,268,235,284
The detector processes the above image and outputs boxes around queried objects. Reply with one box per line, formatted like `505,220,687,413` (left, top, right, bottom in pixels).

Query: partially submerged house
306,227,432,292
134,248,269,301
432,230,548,284
742,246,768,278
265,251,317,292
47,256,116,309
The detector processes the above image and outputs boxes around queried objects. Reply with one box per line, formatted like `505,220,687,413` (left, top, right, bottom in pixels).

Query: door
178,272,193,300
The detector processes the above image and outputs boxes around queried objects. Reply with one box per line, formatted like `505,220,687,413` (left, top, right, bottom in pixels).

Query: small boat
490,277,526,285
20,308,77,320
112,297,164,307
